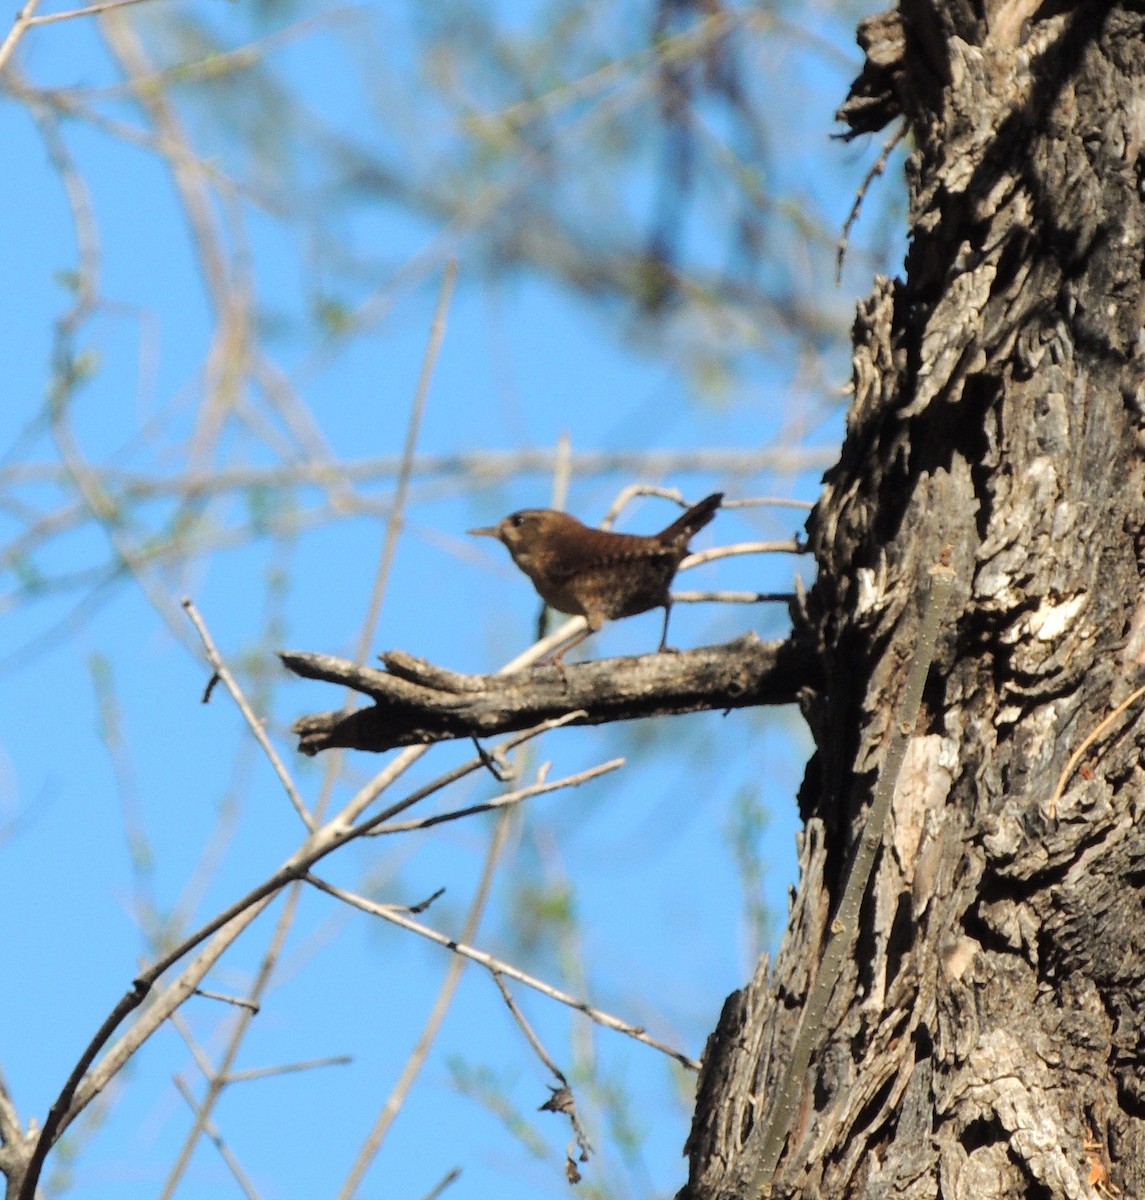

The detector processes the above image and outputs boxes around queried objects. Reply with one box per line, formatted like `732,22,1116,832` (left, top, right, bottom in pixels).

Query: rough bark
682,4,1145,1199
281,635,815,754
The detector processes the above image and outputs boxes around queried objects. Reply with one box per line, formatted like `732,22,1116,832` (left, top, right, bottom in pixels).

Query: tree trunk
681,4,1145,1198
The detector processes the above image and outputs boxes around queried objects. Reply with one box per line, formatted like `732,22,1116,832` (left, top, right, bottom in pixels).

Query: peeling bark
682,4,1145,1199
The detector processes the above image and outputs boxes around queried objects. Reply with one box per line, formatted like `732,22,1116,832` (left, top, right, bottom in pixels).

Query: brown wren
468,492,723,660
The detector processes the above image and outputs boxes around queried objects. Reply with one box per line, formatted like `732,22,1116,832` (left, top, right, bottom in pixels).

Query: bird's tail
657,492,723,545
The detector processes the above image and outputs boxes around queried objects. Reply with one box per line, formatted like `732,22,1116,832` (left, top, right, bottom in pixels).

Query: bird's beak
467,525,500,538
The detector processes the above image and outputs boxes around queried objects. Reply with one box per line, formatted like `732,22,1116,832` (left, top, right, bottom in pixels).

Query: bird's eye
509,513,526,528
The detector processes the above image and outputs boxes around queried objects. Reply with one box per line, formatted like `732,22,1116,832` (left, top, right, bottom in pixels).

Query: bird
468,492,723,661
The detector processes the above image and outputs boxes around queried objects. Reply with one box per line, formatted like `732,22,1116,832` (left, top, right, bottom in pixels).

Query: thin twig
225,1056,353,1084
169,1011,221,1084
681,539,804,568
600,483,687,529
492,973,567,1087
599,488,813,529
500,969,594,1176
0,447,836,499
499,618,589,671
158,884,306,1200
721,497,814,511
353,260,457,665
0,1063,25,1161
27,0,162,25
1046,678,1145,818
671,589,795,605
182,598,313,831
551,431,573,512
98,11,230,307
419,1167,462,1200
836,122,907,283
306,875,701,1071
368,758,624,835
336,811,512,1198
0,0,42,73
18,707,588,1195
172,1076,263,1200
191,988,260,1013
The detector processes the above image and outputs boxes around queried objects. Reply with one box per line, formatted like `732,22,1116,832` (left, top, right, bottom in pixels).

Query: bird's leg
543,626,590,664
657,602,673,652
538,616,600,676
538,629,583,687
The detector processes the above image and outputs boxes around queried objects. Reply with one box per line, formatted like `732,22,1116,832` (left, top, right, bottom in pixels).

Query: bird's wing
542,529,678,586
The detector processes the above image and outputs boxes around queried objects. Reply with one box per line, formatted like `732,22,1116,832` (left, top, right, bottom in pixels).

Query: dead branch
281,633,817,755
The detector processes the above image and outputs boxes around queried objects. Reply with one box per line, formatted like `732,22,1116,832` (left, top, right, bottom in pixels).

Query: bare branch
721,496,815,512
337,811,511,1198
189,986,260,1012
354,260,456,662
27,0,164,26
283,634,815,755
224,1057,353,1084
306,874,702,1071
492,972,568,1088
0,1063,29,1178
0,0,42,73
172,1076,263,1200
680,539,804,569
0,446,835,504
673,589,796,604
370,758,624,835
183,598,313,831
419,1168,462,1200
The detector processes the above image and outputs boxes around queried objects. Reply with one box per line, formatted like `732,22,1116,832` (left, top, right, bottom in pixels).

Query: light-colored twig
158,884,307,1200
1046,678,1145,818
172,1075,263,1200
27,0,161,25
600,483,688,529
681,539,804,569
306,875,701,1071
601,489,814,534
551,431,573,512
0,1063,25,1160
353,260,457,666
720,497,815,511
191,988,260,1014
499,618,589,671
19,699,594,1196
0,0,42,73
182,598,313,830
168,1011,219,1086
336,811,511,1198
0,447,836,498
369,758,624,835
671,589,794,605
225,1056,352,1084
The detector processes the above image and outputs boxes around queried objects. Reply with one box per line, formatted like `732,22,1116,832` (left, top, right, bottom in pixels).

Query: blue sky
0,2,902,1196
